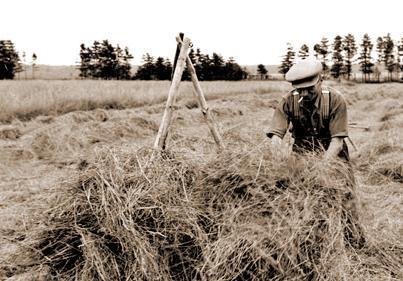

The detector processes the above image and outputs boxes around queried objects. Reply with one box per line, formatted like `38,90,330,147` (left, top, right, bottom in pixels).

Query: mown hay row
32,146,402,281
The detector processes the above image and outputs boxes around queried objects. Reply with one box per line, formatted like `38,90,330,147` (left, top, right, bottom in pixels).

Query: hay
32,146,402,280
0,126,22,140
29,114,158,163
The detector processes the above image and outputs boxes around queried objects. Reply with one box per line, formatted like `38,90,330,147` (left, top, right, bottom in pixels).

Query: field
0,80,402,280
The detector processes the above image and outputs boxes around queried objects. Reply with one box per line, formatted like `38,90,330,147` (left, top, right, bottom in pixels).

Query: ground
0,80,402,280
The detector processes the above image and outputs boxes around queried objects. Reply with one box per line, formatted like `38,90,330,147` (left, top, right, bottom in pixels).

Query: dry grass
0,80,289,123
0,80,402,280
22,146,399,281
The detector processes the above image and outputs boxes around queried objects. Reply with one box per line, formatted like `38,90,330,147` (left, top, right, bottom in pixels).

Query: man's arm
267,96,290,139
327,91,349,159
325,137,344,159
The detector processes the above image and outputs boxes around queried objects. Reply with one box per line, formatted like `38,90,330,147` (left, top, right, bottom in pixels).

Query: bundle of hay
32,145,402,280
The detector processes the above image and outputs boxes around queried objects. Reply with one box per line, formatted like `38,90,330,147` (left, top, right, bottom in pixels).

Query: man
267,59,349,160
267,59,365,247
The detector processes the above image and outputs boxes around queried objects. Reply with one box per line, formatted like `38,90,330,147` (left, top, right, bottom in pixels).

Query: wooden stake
186,55,225,150
154,37,190,149
171,32,184,81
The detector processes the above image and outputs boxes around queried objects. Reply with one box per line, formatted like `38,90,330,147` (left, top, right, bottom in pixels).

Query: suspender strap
292,91,300,119
321,89,330,121
291,89,330,121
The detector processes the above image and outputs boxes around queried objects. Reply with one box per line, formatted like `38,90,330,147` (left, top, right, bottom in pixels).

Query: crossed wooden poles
154,35,225,150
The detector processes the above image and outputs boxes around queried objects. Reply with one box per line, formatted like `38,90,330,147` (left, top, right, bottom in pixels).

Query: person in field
267,59,349,160
266,59,365,247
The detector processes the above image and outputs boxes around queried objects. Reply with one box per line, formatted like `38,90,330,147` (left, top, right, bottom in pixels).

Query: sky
1,0,402,66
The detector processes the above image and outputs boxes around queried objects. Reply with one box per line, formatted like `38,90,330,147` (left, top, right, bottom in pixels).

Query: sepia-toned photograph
0,0,402,280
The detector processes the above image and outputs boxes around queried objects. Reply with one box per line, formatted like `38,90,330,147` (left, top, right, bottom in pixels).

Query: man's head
285,59,323,89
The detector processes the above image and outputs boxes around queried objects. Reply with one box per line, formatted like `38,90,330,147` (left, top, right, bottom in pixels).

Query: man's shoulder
325,86,347,105
281,89,297,100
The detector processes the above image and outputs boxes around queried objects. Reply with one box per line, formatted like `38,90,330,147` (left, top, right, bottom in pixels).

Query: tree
164,59,173,80
375,37,384,82
376,36,384,64
223,57,247,80
313,44,321,59
298,44,310,60
78,40,133,79
22,51,27,79
318,37,329,73
211,53,225,80
32,53,37,79
79,43,92,78
134,53,155,80
399,38,403,72
358,33,374,82
398,39,403,79
153,57,171,80
342,34,357,80
382,33,395,81
0,40,21,80
330,35,344,79
115,46,133,80
257,64,268,79
279,43,295,76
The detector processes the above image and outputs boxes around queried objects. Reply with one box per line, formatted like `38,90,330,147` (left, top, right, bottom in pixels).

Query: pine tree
224,57,247,80
342,34,357,80
79,43,92,78
313,44,321,59
298,44,310,60
279,43,295,76
164,59,173,80
318,37,329,73
199,53,212,81
0,40,21,79
121,47,133,79
358,33,374,82
383,33,395,81
135,53,155,80
398,38,403,73
376,37,384,64
330,35,344,79
32,53,37,79
79,41,132,80
211,53,225,80
22,51,27,79
98,40,117,79
375,37,384,81
257,64,268,79
154,57,170,80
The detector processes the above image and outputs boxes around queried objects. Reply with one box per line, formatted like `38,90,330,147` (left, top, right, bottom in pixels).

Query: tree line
79,41,247,81
1,35,402,82
279,33,403,82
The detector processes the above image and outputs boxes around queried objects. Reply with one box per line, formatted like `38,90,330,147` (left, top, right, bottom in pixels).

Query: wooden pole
171,32,184,81
154,37,190,149
185,53,225,150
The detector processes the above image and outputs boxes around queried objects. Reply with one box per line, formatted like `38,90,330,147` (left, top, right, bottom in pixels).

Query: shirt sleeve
329,92,348,138
267,97,289,139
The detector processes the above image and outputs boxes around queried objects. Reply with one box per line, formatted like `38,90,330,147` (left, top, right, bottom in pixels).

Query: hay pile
33,146,402,280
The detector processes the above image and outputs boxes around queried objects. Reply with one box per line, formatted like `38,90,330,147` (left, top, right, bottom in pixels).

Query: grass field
0,80,402,280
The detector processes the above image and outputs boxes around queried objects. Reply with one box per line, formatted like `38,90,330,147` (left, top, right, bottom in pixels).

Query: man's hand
325,137,344,159
270,135,289,160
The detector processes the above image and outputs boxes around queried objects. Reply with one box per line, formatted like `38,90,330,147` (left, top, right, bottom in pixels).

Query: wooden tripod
154,35,225,150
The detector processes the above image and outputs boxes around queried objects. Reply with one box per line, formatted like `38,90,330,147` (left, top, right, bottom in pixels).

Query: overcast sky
1,0,401,65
